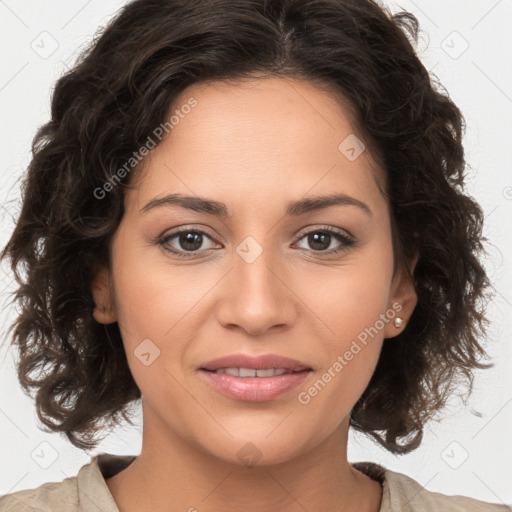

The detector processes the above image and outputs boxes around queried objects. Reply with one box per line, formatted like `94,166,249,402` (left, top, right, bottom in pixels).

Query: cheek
110,258,202,396
298,234,394,402
305,241,394,342
308,270,390,380
294,264,393,434
324,269,392,340
113,262,210,341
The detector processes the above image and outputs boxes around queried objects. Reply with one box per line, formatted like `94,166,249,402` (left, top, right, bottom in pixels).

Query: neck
105,405,382,512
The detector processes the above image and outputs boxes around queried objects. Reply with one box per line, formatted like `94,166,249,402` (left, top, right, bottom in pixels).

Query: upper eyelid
295,224,353,240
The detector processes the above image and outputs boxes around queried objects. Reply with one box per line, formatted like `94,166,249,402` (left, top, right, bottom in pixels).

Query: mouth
198,353,313,402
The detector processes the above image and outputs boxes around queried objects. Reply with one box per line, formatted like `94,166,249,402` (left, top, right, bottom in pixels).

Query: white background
1,0,511,505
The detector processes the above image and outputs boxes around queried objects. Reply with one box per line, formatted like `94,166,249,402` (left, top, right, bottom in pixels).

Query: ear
383,252,419,339
91,264,117,324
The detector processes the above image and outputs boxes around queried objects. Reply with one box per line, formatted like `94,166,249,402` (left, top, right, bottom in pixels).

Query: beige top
0,453,510,511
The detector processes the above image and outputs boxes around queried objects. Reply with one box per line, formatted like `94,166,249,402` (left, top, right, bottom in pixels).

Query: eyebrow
139,192,372,217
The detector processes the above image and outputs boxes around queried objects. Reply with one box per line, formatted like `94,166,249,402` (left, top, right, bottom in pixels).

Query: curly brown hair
1,0,493,454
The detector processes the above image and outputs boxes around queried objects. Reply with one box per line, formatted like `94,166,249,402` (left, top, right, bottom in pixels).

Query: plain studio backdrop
1,0,511,505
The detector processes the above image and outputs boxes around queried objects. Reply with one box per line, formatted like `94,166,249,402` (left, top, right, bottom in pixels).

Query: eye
158,227,219,257
294,226,355,255
156,225,355,258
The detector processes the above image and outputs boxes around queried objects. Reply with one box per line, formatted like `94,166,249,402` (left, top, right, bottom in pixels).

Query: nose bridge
238,244,278,297
217,234,295,334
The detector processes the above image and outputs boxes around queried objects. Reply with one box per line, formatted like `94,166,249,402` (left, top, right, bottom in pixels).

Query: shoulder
352,462,511,511
383,467,512,511
0,453,135,512
0,475,79,512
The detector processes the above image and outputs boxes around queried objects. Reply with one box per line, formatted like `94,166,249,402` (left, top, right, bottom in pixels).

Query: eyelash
156,225,356,259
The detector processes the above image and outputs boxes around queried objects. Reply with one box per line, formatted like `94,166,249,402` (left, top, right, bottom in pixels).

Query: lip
200,353,312,372
199,369,311,402
199,353,313,402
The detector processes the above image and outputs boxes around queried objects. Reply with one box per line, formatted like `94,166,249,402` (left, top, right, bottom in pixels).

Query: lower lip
199,370,311,402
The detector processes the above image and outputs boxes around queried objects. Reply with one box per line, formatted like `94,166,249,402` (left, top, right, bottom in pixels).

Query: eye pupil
180,232,203,251
308,232,331,251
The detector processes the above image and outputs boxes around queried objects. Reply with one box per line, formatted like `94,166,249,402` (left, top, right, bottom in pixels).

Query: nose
216,245,297,336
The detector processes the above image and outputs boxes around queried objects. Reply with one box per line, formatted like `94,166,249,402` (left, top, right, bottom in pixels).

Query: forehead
127,77,387,215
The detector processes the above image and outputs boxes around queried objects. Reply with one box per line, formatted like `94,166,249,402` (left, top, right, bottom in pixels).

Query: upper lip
200,354,312,372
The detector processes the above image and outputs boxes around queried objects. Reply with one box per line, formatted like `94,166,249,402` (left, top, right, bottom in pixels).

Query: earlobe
91,264,117,324
384,253,419,339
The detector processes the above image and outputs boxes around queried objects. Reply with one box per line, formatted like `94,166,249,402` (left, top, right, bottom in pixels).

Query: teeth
212,367,289,377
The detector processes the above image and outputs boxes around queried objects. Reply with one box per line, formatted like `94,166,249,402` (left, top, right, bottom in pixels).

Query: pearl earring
394,317,403,328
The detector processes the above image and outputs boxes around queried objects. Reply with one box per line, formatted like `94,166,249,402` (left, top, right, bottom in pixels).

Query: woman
0,0,509,511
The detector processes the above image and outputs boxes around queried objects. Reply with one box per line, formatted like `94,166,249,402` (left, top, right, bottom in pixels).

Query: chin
198,430,311,468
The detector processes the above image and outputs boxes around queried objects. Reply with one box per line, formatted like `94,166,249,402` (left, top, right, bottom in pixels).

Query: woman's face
92,77,416,465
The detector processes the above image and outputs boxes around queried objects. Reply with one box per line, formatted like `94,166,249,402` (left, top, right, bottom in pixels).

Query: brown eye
159,228,218,257
295,227,355,255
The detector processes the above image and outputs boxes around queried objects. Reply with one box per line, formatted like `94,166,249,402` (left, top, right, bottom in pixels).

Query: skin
91,76,417,512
